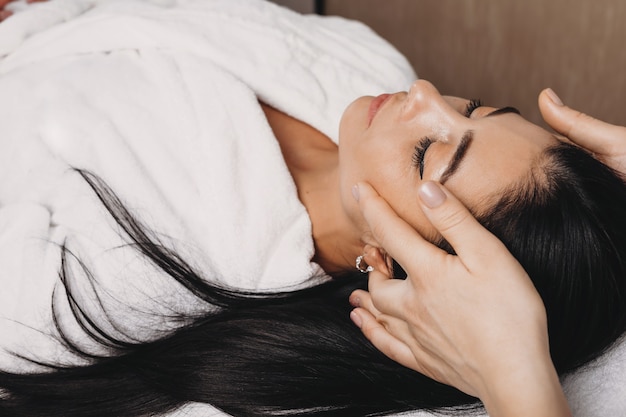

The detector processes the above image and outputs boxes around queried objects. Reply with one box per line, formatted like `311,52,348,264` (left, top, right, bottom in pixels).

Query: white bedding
0,1,624,416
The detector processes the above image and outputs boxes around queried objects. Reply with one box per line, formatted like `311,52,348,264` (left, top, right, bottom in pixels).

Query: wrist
479,354,571,417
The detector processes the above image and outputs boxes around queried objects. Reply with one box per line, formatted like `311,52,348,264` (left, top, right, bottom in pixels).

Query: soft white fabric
0,1,624,417
0,0,411,414
0,0,414,357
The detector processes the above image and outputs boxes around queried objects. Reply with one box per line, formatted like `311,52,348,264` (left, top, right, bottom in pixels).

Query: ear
363,246,391,276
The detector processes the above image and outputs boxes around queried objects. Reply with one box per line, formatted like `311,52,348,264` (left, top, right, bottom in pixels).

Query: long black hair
1,141,626,417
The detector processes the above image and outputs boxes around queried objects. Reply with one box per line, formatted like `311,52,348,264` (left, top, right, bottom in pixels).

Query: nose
402,80,461,127
407,79,441,102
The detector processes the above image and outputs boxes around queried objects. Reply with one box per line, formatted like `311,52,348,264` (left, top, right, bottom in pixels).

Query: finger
351,289,383,317
351,308,419,370
355,182,446,269
0,0,13,8
538,88,626,153
417,181,512,269
351,279,407,320
349,289,383,316
0,9,11,21
350,290,413,338
366,269,411,315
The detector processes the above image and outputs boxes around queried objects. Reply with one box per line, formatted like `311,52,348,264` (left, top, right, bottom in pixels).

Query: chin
338,96,371,148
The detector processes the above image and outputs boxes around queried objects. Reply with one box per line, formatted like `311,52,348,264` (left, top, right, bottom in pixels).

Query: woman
351,91,626,417
0,1,626,417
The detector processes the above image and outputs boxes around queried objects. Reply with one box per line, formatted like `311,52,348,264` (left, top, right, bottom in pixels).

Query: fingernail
350,310,363,328
545,88,563,106
349,295,361,307
352,184,360,201
419,181,446,208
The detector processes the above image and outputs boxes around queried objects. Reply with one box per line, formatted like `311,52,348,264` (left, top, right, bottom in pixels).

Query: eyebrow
440,130,473,185
437,107,519,185
485,106,520,117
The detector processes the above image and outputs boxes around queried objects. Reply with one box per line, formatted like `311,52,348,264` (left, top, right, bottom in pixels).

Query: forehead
440,112,558,216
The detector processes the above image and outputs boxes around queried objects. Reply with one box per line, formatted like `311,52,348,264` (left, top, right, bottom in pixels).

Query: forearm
481,355,572,417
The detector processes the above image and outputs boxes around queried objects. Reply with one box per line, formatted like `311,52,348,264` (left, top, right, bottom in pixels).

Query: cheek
338,97,370,145
338,100,440,242
357,156,442,245
375,182,440,243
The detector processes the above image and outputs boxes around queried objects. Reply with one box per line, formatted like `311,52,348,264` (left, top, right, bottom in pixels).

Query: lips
367,93,392,127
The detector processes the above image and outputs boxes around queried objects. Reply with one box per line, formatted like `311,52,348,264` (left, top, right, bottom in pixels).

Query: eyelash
411,99,481,179
412,136,434,179
464,99,482,117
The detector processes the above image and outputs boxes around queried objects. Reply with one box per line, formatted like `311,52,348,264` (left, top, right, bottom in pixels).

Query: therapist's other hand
349,181,570,417
539,88,626,175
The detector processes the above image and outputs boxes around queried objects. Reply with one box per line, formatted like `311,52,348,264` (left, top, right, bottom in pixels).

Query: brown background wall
324,0,626,127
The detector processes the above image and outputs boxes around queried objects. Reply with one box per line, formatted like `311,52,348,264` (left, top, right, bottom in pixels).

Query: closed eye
412,136,434,179
464,99,482,117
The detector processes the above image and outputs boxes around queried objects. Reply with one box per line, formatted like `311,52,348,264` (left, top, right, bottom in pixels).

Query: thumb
538,88,626,153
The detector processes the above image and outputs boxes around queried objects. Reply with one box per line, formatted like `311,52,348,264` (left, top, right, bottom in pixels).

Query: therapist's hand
539,88,626,175
349,181,571,417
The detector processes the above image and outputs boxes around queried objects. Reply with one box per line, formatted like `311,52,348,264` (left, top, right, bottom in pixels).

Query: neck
261,103,362,275
300,163,363,275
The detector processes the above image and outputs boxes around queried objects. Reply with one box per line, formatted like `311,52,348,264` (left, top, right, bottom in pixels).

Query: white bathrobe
0,1,624,417
0,0,414,386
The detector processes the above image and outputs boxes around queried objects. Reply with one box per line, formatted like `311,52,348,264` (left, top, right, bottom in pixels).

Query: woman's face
338,79,559,242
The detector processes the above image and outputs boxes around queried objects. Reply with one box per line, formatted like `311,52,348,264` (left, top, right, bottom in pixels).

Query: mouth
367,93,392,127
